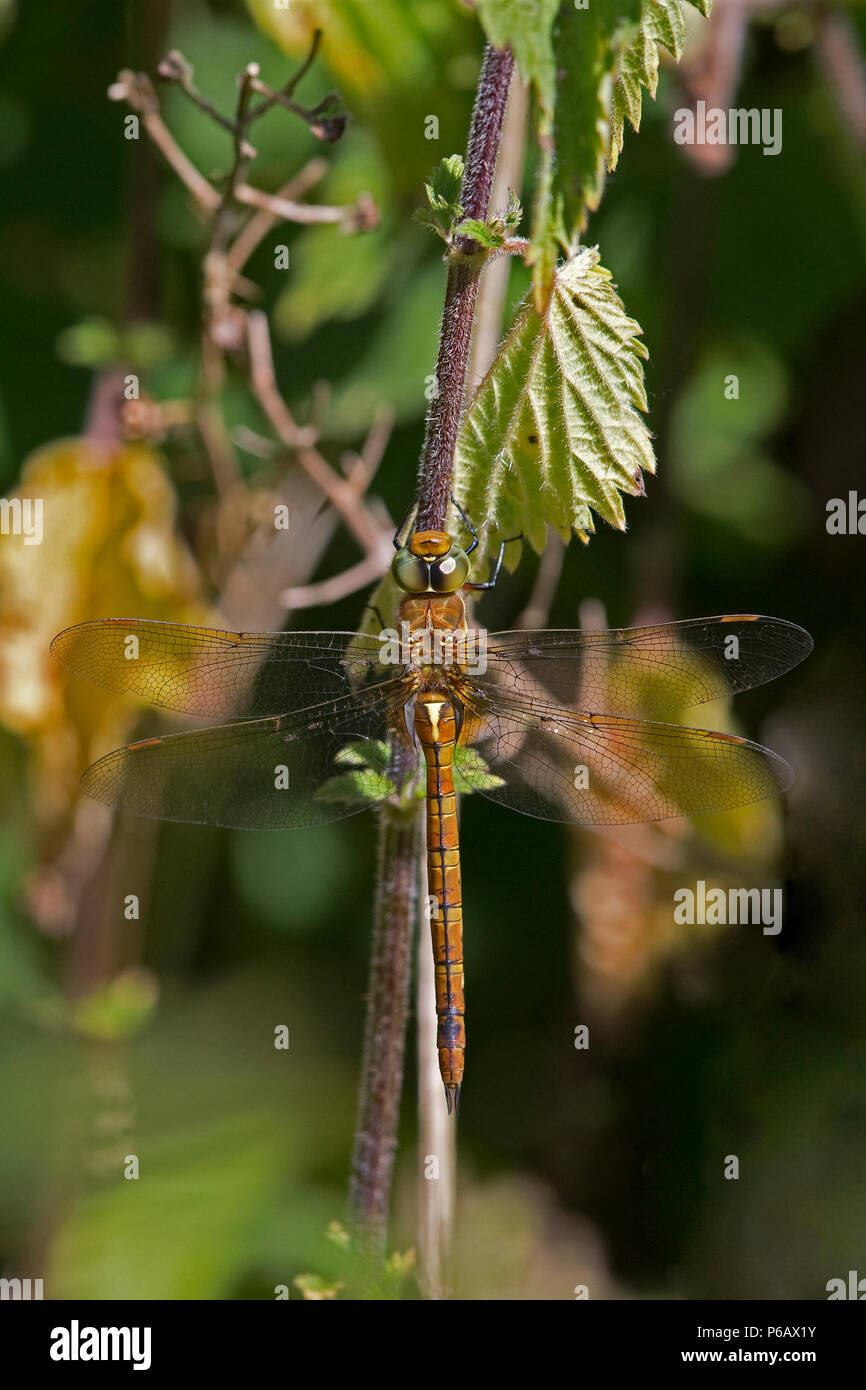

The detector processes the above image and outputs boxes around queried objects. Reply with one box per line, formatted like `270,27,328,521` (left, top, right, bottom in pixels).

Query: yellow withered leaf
245,0,448,99
0,438,206,823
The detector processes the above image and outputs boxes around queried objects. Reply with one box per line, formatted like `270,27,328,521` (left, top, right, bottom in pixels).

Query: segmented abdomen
414,693,464,1113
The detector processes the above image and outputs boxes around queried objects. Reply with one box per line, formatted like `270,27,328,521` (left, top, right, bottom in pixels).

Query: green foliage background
0,0,864,1299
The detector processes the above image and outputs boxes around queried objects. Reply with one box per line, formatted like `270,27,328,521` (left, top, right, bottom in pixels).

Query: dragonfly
51,516,812,1112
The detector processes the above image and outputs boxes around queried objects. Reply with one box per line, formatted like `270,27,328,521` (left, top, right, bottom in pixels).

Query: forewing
456,688,792,826
51,619,393,718
482,616,812,719
80,683,415,830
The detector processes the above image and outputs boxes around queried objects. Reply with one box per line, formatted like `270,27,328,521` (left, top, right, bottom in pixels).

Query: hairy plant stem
416,42,515,531
348,801,422,1252
347,42,514,1263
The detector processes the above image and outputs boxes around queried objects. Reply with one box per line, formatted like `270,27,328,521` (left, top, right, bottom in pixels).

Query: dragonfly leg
449,492,479,554
464,534,522,591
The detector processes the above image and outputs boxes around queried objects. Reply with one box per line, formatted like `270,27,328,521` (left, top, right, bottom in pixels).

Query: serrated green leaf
502,188,523,232
431,153,465,206
532,5,615,276
415,155,466,242
454,746,505,794
333,741,392,775
413,205,454,242
529,0,709,295
455,217,505,248
609,0,710,171
314,769,395,807
453,247,654,573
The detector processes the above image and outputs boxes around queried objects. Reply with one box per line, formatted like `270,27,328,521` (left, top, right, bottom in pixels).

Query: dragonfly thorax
392,530,471,595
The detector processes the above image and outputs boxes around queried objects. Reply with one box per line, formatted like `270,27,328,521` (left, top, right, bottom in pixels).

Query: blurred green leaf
55,317,120,368
71,970,160,1042
0,823,45,1007
50,1127,286,1299
55,318,176,370
325,258,445,436
231,825,359,933
274,130,393,340
669,338,811,547
0,95,31,167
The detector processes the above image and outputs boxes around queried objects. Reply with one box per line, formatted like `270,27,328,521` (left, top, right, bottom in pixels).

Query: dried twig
349,806,422,1254
514,532,565,629
280,551,391,610
110,35,384,534
340,407,394,495
227,158,328,272
235,182,377,228
247,311,391,556
108,71,219,211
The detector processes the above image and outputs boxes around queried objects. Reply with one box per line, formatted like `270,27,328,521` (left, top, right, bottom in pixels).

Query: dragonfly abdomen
414,692,465,1115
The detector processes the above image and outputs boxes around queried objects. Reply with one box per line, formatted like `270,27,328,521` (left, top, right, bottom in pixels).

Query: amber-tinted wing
79,682,415,830
51,619,392,718
455,685,792,826
481,616,812,719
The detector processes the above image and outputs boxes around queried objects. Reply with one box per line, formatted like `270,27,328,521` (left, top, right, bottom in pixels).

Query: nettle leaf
333,741,392,775
531,5,623,301
454,747,504,795
546,4,642,250
414,154,465,242
315,742,395,807
502,188,522,232
430,152,465,206
455,217,505,249
609,0,711,171
456,190,522,251
314,770,394,807
529,0,709,304
453,247,653,570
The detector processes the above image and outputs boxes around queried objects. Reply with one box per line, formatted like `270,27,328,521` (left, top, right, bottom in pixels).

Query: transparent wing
51,619,394,718
80,683,415,830
481,616,812,719
456,687,792,826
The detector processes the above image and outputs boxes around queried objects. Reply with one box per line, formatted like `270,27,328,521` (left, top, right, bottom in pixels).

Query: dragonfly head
392,530,470,595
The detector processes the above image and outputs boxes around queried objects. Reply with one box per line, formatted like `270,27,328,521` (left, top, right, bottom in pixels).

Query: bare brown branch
246,311,388,555
227,158,329,272
109,71,219,211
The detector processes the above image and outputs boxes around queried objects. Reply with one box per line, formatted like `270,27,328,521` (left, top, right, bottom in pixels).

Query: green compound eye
429,548,470,593
391,550,430,593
